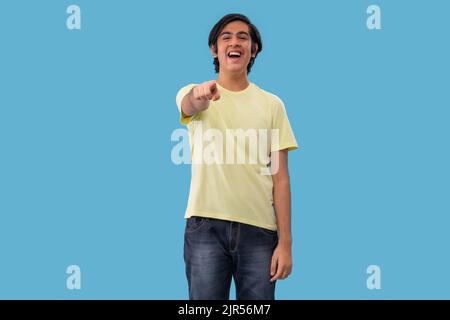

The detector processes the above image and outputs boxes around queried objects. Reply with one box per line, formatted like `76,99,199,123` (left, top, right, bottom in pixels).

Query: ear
252,43,259,57
210,45,218,58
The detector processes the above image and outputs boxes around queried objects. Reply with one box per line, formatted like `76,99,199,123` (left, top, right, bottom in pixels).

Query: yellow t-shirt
175,82,298,231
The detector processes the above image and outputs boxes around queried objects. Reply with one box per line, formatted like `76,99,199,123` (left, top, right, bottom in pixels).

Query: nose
229,41,241,49
229,36,242,47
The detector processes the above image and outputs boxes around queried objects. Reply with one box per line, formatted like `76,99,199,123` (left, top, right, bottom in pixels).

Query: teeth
228,51,241,57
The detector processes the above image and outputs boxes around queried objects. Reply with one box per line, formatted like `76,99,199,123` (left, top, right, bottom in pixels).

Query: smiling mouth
227,51,242,61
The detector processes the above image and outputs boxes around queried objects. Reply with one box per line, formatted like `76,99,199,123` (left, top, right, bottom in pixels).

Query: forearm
273,177,292,245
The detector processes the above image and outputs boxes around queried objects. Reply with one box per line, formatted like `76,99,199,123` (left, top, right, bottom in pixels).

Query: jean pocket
185,216,208,233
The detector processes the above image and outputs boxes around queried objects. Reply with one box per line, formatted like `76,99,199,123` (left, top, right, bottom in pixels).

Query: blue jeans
184,216,278,300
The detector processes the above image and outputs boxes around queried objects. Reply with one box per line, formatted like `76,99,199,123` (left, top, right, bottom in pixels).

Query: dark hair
208,13,262,74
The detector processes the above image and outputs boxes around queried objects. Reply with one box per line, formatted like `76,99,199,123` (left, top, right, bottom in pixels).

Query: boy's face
211,20,258,75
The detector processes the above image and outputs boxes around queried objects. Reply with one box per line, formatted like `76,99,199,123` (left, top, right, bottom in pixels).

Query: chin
225,66,246,73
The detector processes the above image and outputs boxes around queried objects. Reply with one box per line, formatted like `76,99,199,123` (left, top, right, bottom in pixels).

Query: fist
193,80,221,104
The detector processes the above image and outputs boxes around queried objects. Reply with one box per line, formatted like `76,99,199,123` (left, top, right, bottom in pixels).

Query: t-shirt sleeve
271,96,298,152
175,83,198,125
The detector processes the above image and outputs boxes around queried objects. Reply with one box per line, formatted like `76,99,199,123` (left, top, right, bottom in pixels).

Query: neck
217,70,249,91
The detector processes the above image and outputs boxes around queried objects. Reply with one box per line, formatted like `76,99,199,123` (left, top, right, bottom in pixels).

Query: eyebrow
220,31,250,37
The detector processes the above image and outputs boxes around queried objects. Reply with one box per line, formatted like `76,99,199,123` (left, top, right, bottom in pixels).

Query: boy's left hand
270,242,293,282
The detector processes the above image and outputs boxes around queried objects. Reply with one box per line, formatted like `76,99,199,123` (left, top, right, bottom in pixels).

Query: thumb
209,80,217,93
270,254,278,276
212,92,221,101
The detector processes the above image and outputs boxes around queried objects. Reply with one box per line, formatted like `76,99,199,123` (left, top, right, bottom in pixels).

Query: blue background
0,0,449,299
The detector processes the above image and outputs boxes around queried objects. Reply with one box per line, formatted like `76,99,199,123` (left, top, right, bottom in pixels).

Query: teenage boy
176,13,298,300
